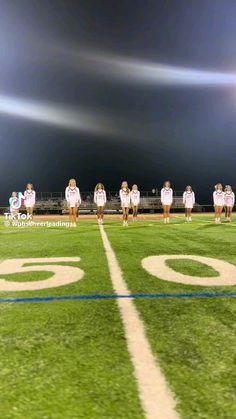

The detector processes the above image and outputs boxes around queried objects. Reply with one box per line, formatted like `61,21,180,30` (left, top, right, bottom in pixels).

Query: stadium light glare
0,94,133,138
51,45,236,86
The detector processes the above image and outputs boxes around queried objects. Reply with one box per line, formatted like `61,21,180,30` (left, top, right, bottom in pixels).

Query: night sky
1,0,236,205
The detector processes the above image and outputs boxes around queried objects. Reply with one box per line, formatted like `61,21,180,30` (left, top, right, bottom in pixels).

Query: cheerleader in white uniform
183,186,195,222
24,183,36,219
130,184,140,221
161,181,173,223
119,181,130,226
65,179,81,226
94,183,107,224
213,183,224,223
224,185,235,222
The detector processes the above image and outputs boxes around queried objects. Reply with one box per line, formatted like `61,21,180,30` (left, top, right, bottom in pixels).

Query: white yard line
99,225,179,419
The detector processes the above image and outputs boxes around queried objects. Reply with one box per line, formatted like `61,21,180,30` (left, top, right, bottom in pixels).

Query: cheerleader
161,181,173,223
224,185,235,222
65,179,81,226
183,186,195,222
130,184,140,221
119,181,130,226
24,183,36,219
94,183,107,224
213,183,224,223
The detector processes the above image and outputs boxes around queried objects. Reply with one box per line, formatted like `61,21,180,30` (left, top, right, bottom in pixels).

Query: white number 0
0,258,84,291
142,255,236,286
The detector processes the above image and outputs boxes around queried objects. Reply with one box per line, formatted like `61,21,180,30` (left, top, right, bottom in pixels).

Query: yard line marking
0,292,235,304
99,225,179,419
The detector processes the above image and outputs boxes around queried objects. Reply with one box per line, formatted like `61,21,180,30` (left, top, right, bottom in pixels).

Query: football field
0,214,235,419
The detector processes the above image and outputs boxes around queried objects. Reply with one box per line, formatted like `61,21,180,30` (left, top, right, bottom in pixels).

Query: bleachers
32,191,201,214
0,191,202,214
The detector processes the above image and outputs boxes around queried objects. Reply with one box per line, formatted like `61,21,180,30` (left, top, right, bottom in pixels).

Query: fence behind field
0,190,219,215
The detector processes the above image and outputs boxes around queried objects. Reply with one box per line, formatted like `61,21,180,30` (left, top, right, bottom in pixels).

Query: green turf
166,259,219,277
0,271,53,282
105,216,236,419
0,219,144,419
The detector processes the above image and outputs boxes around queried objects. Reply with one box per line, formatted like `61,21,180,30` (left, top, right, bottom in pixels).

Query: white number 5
0,258,84,291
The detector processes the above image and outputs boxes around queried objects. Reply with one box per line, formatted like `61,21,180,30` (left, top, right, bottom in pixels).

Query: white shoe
164,218,166,224
123,221,126,227
189,217,192,222
167,218,170,223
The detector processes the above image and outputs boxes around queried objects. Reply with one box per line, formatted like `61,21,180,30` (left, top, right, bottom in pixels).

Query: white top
119,189,131,207
24,189,36,206
213,191,225,206
130,190,140,206
161,188,173,205
224,191,235,207
94,189,107,206
65,186,81,206
183,191,195,208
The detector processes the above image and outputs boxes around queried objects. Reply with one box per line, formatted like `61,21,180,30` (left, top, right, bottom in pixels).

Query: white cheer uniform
94,189,107,207
183,191,195,209
130,190,140,206
65,187,81,208
119,189,131,208
213,191,225,206
24,190,36,208
161,188,173,205
224,191,235,208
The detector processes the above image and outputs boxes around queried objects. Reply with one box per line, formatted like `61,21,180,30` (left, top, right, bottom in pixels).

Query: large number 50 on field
0,258,84,291
1,254,236,292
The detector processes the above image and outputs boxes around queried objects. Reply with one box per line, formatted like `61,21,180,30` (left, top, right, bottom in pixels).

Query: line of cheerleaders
10,180,235,227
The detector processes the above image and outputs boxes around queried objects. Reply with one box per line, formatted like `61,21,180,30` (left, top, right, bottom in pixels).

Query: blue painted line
0,292,235,304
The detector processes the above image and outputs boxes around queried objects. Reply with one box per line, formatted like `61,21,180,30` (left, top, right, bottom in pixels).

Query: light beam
50,45,236,86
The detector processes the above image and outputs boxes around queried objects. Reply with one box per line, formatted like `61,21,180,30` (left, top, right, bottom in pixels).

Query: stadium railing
0,191,218,215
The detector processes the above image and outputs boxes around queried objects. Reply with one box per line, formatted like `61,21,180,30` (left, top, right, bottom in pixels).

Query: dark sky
1,0,236,204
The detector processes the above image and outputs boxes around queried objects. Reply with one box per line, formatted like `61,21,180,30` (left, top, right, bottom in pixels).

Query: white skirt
162,200,172,206
131,200,139,206
24,200,35,208
68,201,79,208
96,200,106,207
185,203,193,209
